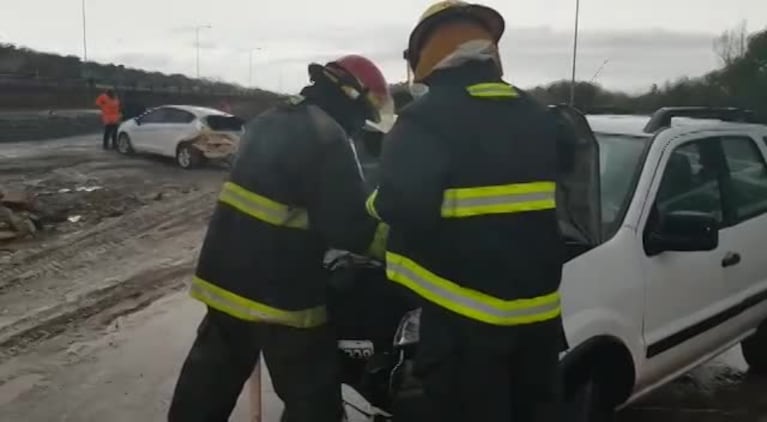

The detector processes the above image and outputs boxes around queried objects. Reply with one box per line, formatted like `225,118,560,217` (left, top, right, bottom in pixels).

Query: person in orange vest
95,89,121,149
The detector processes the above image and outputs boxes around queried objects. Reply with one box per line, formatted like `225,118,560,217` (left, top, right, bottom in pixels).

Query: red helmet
309,55,391,123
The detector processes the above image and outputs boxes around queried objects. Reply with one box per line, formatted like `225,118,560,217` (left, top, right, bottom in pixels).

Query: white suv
559,107,767,419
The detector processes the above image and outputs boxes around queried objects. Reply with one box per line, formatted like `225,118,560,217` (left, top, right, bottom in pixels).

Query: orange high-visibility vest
95,94,121,124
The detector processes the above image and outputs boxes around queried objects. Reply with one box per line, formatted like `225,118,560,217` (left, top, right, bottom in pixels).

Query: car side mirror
135,117,143,126
645,210,719,256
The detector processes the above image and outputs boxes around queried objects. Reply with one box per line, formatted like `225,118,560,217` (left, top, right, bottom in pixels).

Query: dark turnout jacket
192,94,378,328
368,63,565,328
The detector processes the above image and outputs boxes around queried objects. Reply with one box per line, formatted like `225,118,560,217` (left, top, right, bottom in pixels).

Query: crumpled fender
182,128,240,159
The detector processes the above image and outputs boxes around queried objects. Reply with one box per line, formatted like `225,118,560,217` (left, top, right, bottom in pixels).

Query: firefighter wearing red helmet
367,2,568,421
169,54,390,422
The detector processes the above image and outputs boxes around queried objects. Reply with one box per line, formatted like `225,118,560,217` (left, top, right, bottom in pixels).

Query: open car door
549,105,602,257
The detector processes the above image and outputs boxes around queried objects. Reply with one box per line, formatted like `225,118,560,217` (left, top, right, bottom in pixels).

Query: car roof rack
642,107,760,133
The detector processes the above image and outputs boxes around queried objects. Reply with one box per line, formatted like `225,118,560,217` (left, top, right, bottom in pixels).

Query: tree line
0,43,250,95
3,25,766,118
529,26,767,120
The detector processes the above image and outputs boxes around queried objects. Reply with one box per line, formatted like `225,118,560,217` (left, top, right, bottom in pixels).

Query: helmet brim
406,4,505,68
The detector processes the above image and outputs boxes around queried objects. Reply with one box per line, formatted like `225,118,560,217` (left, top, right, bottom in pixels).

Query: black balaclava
299,77,367,135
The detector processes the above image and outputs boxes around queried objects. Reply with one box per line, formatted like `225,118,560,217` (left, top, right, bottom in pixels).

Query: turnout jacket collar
423,60,503,90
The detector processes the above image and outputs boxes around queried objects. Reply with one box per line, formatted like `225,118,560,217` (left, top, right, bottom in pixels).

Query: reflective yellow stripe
365,189,381,220
366,222,389,259
466,83,518,98
190,276,327,328
218,181,308,229
442,181,556,218
386,252,561,325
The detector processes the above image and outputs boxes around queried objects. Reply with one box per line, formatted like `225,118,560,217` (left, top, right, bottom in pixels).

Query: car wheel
176,143,203,169
566,374,615,422
116,133,134,155
742,321,767,374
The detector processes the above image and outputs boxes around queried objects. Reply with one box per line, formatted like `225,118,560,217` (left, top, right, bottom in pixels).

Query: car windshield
596,132,651,236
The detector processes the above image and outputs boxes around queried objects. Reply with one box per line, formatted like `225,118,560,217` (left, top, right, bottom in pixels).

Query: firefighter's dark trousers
414,305,564,422
168,307,342,422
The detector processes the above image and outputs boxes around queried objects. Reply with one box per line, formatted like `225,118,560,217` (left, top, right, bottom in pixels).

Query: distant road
0,109,101,143
0,109,98,118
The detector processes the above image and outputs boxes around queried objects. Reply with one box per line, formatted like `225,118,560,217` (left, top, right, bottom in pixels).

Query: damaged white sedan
116,105,244,169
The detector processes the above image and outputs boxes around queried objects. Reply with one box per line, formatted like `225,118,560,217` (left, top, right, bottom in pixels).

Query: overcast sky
1,0,766,93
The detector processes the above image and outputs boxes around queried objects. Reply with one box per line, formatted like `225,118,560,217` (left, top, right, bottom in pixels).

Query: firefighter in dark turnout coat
366,2,566,421
168,55,390,422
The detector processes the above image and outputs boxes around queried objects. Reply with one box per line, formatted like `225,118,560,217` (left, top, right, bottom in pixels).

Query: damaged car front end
176,114,245,168
184,130,240,161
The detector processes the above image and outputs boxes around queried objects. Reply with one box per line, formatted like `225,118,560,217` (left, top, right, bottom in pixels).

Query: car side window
140,108,169,124
721,136,767,223
165,109,195,124
655,139,724,225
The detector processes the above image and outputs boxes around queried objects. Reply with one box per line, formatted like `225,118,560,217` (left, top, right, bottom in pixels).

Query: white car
116,105,245,169
557,107,767,419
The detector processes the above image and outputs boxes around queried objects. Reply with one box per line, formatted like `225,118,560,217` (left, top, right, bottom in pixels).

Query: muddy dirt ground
0,134,226,360
1,134,767,421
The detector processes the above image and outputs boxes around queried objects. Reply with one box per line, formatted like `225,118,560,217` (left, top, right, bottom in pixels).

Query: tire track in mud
0,262,192,361
0,189,215,293
0,188,219,360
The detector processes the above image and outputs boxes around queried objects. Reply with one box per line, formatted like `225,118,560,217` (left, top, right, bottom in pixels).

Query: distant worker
168,55,391,422
94,89,121,149
367,2,567,421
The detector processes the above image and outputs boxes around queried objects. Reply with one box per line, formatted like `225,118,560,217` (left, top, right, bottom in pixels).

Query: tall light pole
194,24,212,79
81,0,88,62
569,0,581,106
249,48,262,87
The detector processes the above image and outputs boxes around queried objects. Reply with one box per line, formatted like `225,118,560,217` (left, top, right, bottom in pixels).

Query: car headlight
393,308,421,347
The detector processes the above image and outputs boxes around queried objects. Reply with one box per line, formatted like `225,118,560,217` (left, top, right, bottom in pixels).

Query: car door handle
722,252,741,268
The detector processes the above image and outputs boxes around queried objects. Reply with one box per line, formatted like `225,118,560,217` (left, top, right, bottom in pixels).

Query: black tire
116,132,134,155
742,322,767,374
566,375,615,422
176,143,204,169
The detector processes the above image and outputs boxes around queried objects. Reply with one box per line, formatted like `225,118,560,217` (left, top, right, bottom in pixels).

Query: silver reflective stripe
347,137,366,181
366,189,381,220
443,191,554,210
386,260,561,324
219,182,308,228
190,280,327,327
190,282,280,322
